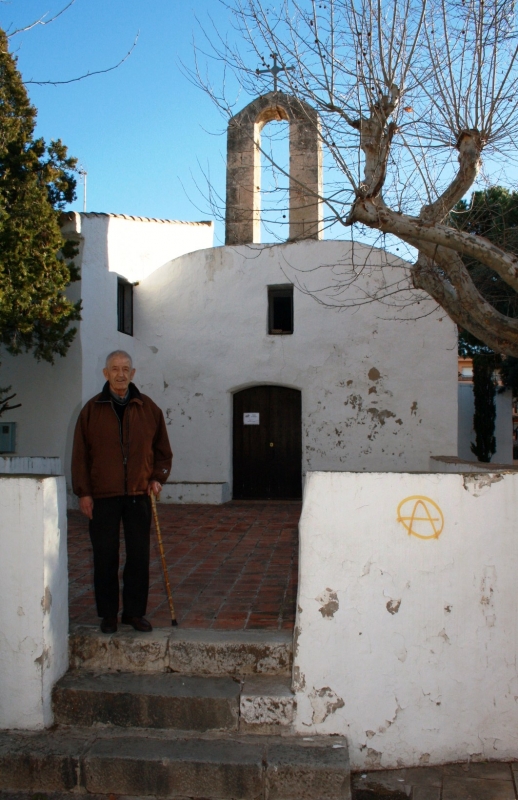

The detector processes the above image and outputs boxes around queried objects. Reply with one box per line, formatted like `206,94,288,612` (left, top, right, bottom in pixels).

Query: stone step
53,672,240,732
69,623,293,676
240,675,296,734
53,672,296,735
0,728,350,799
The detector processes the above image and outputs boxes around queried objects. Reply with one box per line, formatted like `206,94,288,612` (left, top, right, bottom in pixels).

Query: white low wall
0,475,68,729
0,456,62,475
294,470,518,769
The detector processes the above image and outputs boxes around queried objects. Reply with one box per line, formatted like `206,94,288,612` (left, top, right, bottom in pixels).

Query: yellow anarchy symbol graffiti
396,496,444,540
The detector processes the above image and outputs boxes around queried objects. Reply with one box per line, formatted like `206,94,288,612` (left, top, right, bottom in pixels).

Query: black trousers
89,495,151,618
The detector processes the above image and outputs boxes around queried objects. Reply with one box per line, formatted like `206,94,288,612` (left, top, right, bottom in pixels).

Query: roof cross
256,53,295,92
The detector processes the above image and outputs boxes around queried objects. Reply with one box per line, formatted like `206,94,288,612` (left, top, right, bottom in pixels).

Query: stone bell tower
225,92,323,245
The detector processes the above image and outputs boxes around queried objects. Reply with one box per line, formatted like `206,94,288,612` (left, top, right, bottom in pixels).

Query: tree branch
350,197,518,293
24,33,139,86
6,0,78,37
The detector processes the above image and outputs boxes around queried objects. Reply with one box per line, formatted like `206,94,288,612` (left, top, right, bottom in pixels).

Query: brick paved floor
68,501,300,630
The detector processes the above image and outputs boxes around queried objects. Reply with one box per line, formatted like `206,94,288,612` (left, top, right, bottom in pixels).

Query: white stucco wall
105,214,214,283
78,213,136,405
0,475,68,729
294,470,518,768
134,240,458,492
458,382,513,464
0,213,213,495
1,227,457,501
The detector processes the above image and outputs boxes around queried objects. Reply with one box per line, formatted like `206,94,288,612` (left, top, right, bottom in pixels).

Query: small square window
268,285,293,334
0,421,15,453
117,279,133,336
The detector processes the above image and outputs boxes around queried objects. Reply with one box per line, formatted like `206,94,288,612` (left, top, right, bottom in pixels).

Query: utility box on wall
0,422,16,453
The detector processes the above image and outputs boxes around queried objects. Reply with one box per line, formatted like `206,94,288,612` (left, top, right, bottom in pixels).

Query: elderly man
72,350,172,634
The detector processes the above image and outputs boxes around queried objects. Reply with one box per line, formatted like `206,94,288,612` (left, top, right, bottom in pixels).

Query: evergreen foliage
453,188,518,319
500,356,518,396
470,353,499,463
453,190,518,462
458,330,500,463
0,28,80,364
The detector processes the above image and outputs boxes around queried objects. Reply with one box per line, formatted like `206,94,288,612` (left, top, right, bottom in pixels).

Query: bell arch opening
225,92,323,246
257,118,290,242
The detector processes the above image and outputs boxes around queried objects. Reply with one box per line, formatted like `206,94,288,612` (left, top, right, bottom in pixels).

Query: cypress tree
0,28,80,364
470,353,498,463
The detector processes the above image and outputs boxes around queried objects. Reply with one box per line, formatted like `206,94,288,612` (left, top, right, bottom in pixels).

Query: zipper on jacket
111,403,128,495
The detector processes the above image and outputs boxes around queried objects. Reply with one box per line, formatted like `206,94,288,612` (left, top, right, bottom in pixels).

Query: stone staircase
0,624,350,799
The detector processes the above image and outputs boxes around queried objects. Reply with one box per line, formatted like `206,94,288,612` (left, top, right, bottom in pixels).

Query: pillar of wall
225,91,323,245
294,470,518,768
0,474,68,729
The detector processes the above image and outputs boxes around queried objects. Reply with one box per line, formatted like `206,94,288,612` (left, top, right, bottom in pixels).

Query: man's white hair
105,350,133,368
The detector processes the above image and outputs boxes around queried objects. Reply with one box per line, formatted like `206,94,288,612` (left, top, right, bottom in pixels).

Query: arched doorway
233,385,302,499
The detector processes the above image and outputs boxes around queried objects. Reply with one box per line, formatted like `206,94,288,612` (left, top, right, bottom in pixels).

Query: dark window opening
117,279,133,336
268,285,293,334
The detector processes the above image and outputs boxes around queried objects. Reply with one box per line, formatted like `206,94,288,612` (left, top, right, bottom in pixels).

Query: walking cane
151,493,178,626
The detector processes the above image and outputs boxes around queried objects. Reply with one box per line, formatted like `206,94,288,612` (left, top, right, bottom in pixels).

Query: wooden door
233,386,302,499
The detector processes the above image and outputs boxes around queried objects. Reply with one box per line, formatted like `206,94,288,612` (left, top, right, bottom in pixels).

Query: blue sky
2,1,236,243
3,1,516,250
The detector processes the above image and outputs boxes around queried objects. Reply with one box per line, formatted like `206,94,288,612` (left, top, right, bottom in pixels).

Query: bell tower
225,91,323,245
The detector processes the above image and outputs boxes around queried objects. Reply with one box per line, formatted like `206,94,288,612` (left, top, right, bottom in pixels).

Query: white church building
1,92,460,503
5,92,518,772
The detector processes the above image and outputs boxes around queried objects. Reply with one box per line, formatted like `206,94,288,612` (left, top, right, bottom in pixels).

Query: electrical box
0,422,16,453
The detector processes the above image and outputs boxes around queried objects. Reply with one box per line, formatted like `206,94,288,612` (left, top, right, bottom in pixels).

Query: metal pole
78,168,87,212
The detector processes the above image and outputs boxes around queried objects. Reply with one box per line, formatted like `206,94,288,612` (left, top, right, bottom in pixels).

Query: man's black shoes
100,614,153,633
121,614,153,632
100,617,118,634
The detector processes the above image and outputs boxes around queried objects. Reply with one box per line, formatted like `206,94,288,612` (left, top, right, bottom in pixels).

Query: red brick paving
67,501,300,630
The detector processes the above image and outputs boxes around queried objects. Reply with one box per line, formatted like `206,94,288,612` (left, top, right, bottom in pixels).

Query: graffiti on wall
396,496,444,540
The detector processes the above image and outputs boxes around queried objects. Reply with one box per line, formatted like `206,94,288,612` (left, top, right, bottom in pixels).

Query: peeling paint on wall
367,408,396,426
316,588,339,618
463,473,504,497
309,686,345,723
386,598,401,615
293,624,301,657
364,747,383,768
40,586,52,615
480,566,497,627
34,645,50,668
293,666,306,691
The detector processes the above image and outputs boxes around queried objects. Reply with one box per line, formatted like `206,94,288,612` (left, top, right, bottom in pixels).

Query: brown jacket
72,382,172,499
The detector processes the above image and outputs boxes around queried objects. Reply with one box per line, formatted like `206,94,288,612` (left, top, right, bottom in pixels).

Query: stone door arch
225,92,323,245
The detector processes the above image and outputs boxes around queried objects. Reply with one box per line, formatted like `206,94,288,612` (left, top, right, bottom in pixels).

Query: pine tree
0,28,80,366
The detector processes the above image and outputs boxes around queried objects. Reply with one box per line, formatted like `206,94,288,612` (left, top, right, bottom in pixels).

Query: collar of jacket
96,382,143,405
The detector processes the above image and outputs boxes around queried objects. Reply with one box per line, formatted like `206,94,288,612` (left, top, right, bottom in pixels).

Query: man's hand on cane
147,481,162,497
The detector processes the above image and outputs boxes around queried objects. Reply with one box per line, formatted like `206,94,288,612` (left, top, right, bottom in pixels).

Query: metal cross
256,53,294,92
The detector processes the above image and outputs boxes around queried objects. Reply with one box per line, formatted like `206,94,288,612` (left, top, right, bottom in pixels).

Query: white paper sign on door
243,413,260,425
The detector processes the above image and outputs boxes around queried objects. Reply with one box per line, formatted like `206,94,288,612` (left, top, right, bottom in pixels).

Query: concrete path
68,500,300,629
354,762,518,800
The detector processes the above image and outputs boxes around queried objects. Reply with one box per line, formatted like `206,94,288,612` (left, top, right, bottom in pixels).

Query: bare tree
191,0,518,355
3,0,138,87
